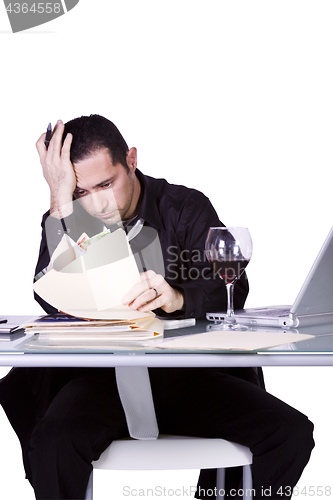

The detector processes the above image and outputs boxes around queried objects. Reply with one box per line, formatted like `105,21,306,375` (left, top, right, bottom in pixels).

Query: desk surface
0,316,332,367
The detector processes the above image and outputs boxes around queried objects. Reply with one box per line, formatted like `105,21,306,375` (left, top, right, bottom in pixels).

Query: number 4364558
6,3,61,14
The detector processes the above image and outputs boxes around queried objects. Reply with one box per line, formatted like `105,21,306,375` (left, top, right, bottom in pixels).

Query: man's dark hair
63,115,129,171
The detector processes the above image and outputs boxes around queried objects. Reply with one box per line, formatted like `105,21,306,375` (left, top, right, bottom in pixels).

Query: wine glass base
221,322,249,331
207,322,249,332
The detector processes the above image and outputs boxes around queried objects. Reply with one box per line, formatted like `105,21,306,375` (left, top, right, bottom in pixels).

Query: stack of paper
22,315,163,344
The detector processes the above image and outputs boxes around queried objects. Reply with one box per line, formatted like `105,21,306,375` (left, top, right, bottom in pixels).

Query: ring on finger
152,287,158,298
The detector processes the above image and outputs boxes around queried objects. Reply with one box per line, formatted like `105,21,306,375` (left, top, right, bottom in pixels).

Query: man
34,116,248,318
0,115,314,500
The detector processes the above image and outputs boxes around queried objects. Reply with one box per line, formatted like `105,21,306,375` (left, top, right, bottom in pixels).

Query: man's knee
292,414,315,460
276,409,315,467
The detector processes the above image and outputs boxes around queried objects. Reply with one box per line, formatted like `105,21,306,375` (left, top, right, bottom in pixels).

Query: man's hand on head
122,270,185,314
36,120,76,219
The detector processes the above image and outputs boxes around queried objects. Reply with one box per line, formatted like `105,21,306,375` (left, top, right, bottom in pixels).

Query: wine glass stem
225,283,236,325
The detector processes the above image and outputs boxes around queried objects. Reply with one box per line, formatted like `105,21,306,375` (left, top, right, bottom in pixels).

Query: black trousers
26,367,314,500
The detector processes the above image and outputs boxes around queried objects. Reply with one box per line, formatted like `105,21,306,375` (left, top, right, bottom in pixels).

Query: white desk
0,317,332,368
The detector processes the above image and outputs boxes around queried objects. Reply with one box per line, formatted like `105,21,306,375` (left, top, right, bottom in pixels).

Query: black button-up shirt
34,169,249,318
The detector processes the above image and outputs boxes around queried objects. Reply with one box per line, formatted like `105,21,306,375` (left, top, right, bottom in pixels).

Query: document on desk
154,330,314,351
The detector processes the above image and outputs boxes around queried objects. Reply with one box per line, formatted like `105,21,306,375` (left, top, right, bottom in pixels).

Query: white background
0,1,332,499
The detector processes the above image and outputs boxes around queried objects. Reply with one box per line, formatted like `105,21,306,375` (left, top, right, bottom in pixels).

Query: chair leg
85,471,93,500
242,464,253,498
216,468,225,499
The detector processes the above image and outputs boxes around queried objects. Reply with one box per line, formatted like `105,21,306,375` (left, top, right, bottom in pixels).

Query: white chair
85,434,253,500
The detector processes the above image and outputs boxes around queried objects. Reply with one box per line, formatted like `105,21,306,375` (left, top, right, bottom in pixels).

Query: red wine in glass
211,259,250,284
205,227,253,330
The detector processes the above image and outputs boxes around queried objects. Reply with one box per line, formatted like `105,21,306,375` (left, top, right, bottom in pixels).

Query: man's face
73,147,140,225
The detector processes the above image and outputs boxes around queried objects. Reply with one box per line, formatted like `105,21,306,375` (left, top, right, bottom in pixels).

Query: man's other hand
122,270,185,314
36,120,76,219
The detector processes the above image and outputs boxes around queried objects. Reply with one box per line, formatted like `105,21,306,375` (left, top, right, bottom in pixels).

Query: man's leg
28,368,129,500
150,368,314,500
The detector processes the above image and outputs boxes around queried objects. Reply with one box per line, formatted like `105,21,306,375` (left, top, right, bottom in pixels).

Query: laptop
206,226,333,328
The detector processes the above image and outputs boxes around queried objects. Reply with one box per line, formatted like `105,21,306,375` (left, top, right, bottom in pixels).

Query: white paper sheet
154,330,314,351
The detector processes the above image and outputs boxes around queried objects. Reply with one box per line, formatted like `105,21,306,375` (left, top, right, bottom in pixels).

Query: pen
44,122,52,150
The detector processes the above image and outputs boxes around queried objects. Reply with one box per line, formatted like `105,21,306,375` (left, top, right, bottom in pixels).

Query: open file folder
32,229,163,341
21,315,163,343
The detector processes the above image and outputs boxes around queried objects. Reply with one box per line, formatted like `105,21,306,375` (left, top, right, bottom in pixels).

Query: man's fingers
61,132,73,159
122,271,183,313
140,270,156,280
48,120,65,155
122,281,150,306
122,274,172,313
36,133,49,169
36,132,47,153
137,294,164,313
122,273,164,306
141,272,164,289
134,287,160,307
36,121,73,170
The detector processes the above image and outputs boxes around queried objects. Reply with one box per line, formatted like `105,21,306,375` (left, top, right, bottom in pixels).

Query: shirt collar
135,169,164,231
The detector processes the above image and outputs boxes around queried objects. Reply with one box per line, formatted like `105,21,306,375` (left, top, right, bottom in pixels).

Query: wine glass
205,227,252,330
